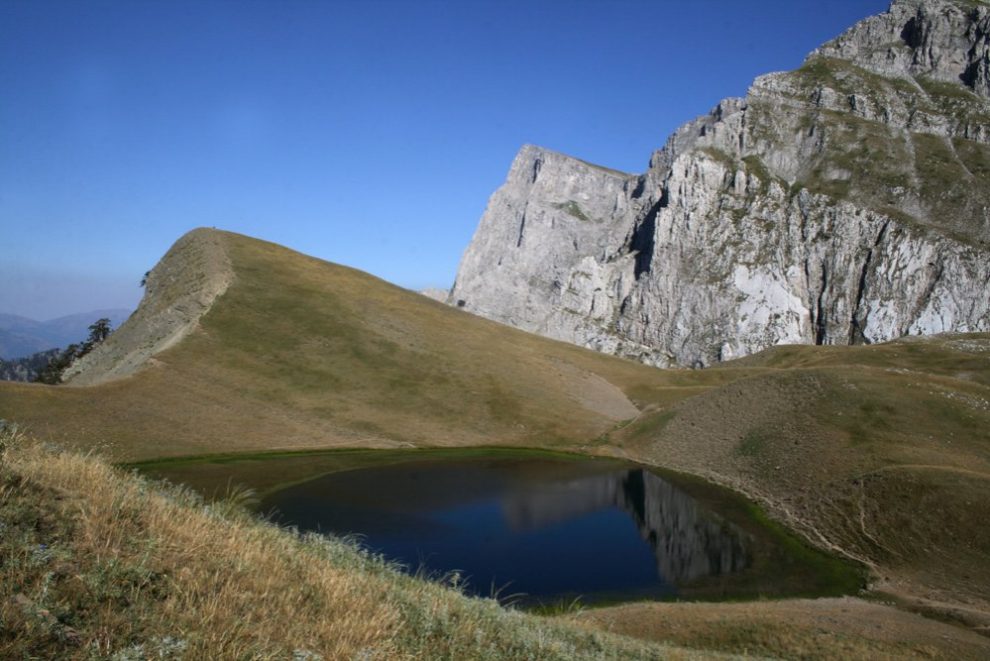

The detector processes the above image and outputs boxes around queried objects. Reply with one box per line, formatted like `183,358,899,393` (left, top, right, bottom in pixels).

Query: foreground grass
0,430,718,660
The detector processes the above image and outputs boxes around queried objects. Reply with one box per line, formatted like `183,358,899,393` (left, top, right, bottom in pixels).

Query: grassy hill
605,334,990,632
0,229,733,460
1,228,989,655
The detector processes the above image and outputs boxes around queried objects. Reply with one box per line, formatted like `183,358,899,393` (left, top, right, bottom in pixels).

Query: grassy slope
1,432,707,660
604,334,990,632
1,229,988,652
571,598,990,660
767,54,990,247
0,230,744,460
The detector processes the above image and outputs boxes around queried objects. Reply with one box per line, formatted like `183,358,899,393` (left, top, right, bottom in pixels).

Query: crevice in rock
900,15,924,51
630,176,647,200
815,262,829,345
912,258,945,329
961,52,990,96
516,211,527,248
630,190,667,279
849,219,891,344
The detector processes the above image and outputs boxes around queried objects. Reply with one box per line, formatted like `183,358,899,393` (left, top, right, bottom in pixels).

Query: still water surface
260,456,751,604
141,449,861,606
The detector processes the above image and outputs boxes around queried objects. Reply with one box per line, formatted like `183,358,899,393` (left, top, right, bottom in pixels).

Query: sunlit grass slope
0,229,739,461
1,228,988,640
602,333,990,632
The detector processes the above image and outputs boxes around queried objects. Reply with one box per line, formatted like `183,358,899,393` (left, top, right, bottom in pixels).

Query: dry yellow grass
0,230,739,461
1,430,718,660
606,342,990,632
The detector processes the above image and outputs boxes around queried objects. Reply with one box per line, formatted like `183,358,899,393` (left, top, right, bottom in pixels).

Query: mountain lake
135,448,862,607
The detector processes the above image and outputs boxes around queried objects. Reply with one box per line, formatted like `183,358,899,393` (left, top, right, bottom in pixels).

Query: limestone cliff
450,0,990,367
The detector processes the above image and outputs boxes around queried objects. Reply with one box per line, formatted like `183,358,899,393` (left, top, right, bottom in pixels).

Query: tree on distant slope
34,344,81,385
84,318,112,347
34,318,114,385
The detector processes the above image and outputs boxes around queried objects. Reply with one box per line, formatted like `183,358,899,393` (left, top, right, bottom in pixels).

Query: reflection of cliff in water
502,469,751,584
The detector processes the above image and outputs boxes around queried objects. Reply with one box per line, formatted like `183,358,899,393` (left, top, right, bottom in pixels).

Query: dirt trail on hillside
64,229,233,385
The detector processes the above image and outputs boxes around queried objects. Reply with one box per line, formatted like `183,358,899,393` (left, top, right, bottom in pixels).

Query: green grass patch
641,463,867,601
552,200,593,222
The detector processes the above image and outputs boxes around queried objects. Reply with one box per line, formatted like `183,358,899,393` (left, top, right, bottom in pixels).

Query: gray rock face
63,228,233,385
0,349,60,382
502,468,750,584
450,0,990,367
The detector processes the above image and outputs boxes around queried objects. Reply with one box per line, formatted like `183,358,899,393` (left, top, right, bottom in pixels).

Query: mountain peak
450,0,990,368
813,0,990,96
63,227,233,385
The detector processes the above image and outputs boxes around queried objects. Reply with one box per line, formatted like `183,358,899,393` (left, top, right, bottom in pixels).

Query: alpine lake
134,448,862,609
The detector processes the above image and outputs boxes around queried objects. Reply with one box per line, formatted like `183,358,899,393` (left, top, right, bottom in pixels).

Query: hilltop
0,228,676,459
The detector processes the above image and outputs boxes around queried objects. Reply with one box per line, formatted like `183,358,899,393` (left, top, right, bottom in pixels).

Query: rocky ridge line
64,228,233,385
449,0,990,367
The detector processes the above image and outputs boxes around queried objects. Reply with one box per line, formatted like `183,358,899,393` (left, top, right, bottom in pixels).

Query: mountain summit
449,0,990,367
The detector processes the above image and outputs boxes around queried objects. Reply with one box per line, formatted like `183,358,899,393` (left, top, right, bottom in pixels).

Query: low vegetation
609,334,990,634
0,231,735,460
782,56,990,247
571,598,990,659
0,428,701,660
0,349,60,383
33,318,114,385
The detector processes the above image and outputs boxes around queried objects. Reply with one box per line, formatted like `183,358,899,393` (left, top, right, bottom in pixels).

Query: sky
0,0,889,320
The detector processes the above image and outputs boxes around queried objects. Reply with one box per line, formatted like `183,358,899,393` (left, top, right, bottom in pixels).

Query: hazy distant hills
0,309,132,360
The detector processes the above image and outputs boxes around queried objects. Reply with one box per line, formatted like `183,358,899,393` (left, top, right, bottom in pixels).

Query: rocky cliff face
63,229,233,385
450,0,990,367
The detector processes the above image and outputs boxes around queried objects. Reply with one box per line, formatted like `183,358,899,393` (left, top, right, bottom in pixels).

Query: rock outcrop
450,0,990,367
63,228,233,385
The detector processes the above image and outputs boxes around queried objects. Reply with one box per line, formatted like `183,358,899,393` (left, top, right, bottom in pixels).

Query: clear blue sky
1,0,888,320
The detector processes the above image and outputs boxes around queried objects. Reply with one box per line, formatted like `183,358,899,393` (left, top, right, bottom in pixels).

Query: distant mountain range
0,309,132,359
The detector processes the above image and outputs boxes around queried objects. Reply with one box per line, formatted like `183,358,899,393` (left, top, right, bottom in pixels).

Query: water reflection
260,457,753,602
501,468,751,583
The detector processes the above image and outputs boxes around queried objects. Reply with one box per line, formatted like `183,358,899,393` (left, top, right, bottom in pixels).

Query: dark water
259,456,753,605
